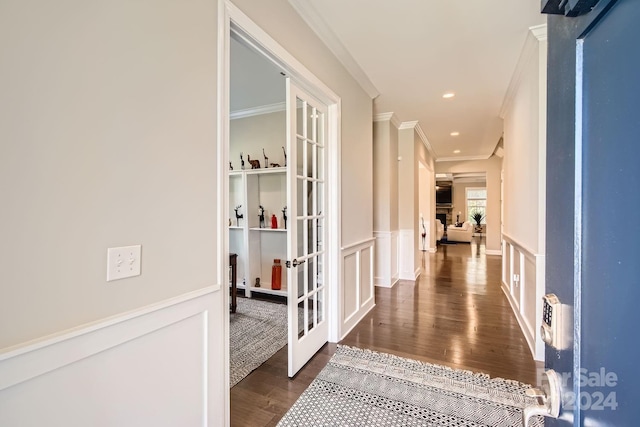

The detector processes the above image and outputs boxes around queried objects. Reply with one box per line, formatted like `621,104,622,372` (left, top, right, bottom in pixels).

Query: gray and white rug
230,297,288,387
278,345,544,426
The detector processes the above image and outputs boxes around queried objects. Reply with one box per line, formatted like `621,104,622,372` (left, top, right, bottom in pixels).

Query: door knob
285,258,306,268
523,369,562,427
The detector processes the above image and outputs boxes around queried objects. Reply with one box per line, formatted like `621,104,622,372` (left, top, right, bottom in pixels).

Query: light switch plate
107,245,141,281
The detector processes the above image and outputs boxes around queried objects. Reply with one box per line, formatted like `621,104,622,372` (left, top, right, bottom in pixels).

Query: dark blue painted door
546,0,640,425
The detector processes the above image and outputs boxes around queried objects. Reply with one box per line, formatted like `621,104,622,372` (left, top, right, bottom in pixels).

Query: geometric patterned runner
278,345,544,426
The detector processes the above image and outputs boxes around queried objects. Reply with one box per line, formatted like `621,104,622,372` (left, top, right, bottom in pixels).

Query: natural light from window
466,188,486,224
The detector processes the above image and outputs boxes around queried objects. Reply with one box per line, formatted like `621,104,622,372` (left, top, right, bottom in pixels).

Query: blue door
544,0,640,425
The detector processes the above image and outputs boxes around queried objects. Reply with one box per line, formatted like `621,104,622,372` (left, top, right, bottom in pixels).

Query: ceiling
230,1,546,161
230,35,285,113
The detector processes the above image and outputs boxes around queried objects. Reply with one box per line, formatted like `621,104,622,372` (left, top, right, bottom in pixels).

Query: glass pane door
286,78,328,377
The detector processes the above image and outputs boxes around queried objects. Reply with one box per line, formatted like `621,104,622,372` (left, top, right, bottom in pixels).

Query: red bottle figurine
271,259,282,290
271,214,278,229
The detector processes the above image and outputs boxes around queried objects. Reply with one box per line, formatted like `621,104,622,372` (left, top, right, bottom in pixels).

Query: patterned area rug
230,297,287,387
278,345,544,426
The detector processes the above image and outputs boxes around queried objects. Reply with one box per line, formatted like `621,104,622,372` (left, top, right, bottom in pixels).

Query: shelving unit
229,167,288,298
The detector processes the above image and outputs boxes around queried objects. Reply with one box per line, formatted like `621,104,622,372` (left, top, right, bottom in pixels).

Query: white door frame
216,0,342,423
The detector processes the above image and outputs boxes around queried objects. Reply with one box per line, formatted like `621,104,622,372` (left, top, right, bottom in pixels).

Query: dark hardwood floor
230,237,540,426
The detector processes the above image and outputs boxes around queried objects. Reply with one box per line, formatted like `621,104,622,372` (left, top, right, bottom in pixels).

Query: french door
286,78,329,377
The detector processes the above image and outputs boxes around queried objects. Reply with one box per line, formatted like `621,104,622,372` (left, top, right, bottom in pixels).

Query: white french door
286,78,329,377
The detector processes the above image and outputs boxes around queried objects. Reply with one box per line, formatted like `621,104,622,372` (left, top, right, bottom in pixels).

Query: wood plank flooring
230,238,540,426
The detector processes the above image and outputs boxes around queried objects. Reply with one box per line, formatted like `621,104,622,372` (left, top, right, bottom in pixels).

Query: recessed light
453,150,461,154
450,132,460,136
442,92,455,99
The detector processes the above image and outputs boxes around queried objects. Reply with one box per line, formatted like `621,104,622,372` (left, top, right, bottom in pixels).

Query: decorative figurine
254,277,261,288
240,152,245,170
234,205,243,226
270,163,281,168
247,155,260,169
263,148,269,168
282,206,288,229
258,205,265,228
229,161,233,170
282,146,287,167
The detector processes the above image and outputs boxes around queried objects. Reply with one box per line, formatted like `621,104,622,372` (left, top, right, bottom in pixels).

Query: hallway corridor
230,237,539,426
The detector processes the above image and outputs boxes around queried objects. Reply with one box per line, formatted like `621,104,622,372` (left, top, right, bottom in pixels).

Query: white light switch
107,245,141,281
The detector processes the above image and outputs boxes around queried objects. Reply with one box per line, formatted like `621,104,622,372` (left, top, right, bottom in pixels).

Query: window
466,188,486,224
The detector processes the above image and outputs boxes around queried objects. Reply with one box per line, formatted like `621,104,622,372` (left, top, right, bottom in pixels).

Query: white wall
0,0,374,422
397,123,436,279
372,118,399,232
419,164,431,250
373,115,399,287
0,0,219,352
499,25,547,361
502,28,547,254
435,157,502,254
0,3,224,423
230,110,287,170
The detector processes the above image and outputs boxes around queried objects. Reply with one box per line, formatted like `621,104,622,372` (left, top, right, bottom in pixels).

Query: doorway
218,1,342,421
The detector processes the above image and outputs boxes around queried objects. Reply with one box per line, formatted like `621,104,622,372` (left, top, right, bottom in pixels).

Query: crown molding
436,154,491,163
288,0,379,99
373,112,401,128
230,102,286,120
398,120,417,130
530,24,547,41
500,24,547,118
399,121,437,161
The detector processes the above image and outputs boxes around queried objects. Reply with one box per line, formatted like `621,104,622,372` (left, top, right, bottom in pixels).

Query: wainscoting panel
360,246,373,304
501,235,545,361
342,252,359,321
373,231,399,287
340,238,375,339
398,229,419,281
0,287,223,427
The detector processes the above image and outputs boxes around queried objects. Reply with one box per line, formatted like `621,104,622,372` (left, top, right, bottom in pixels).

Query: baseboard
486,249,502,256
339,297,375,341
374,277,398,288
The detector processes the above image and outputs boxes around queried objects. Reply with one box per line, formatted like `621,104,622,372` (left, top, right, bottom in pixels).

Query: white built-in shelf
230,167,286,176
249,285,287,297
228,163,287,299
246,167,286,175
249,227,287,232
